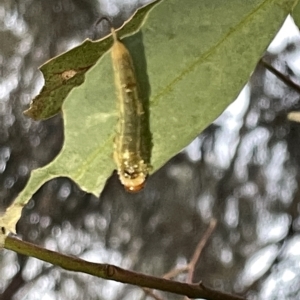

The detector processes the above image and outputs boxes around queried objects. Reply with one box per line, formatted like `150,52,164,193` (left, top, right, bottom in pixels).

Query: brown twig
183,219,217,300
163,219,217,282
186,219,217,284
4,235,244,300
143,288,166,300
259,58,300,94
146,219,218,300
163,266,189,280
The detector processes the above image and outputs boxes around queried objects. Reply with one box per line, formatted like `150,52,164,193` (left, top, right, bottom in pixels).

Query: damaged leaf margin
23,0,162,120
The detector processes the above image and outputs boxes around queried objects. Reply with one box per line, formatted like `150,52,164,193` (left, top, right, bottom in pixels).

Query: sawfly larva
97,17,151,192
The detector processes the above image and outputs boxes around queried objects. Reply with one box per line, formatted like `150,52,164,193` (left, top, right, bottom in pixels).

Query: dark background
1,1,300,299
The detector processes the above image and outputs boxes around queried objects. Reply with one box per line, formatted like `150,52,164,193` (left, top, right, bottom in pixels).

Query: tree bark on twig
4,234,244,300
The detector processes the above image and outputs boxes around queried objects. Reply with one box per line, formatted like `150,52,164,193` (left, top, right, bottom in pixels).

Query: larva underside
110,27,150,192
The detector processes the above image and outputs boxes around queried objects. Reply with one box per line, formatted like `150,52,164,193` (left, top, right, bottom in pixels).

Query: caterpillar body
109,25,149,192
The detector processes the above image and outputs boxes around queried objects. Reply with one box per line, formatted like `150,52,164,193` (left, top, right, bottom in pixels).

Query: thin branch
4,235,244,300
163,266,189,280
163,219,217,282
259,58,300,94
148,219,218,300
183,219,217,300
143,288,166,300
186,219,217,284
259,59,300,123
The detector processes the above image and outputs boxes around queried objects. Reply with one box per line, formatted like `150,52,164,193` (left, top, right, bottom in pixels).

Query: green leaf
1,0,298,238
291,0,300,25
24,0,161,120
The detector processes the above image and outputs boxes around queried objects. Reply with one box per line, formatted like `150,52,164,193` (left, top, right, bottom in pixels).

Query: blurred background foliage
1,0,300,299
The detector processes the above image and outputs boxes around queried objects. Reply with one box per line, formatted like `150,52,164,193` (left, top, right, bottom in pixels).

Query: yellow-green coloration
110,27,150,192
0,0,298,246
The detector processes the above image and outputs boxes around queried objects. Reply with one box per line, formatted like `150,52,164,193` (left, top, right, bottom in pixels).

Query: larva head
120,170,147,193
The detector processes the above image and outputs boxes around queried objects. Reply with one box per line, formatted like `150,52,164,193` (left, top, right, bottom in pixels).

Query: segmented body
110,28,149,192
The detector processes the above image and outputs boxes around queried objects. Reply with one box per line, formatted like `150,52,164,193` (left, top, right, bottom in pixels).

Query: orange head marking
119,170,147,193
124,182,145,193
